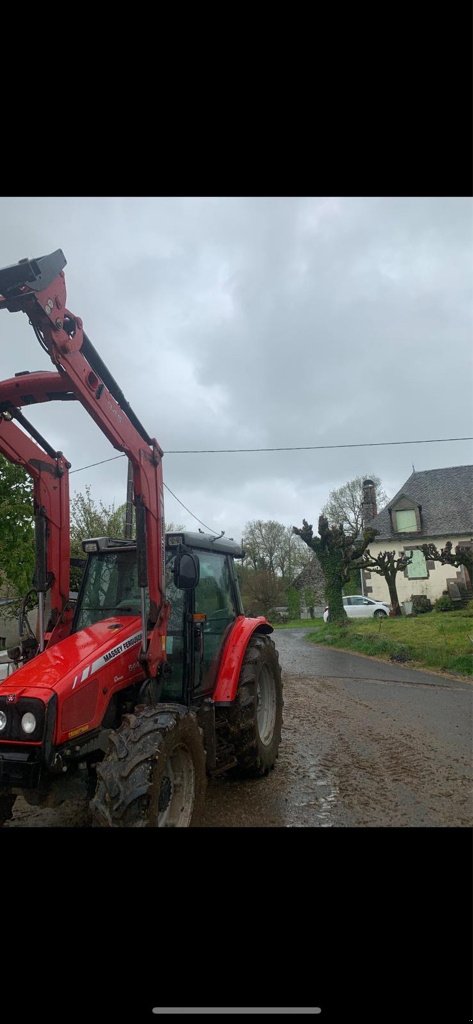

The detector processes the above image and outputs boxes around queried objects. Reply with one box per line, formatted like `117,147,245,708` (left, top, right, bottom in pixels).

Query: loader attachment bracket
0,250,67,298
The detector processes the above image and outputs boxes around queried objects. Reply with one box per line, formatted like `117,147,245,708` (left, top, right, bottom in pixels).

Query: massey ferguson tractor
0,250,282,827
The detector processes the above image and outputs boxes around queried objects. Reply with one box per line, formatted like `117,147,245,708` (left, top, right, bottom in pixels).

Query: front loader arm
0,410,70,647
0,251,169,679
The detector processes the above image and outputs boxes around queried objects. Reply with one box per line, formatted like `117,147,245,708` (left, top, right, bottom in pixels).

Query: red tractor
0,250,282,826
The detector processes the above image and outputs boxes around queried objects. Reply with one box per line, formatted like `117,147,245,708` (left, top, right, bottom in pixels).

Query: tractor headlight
0,710,7,731
21,712,37,735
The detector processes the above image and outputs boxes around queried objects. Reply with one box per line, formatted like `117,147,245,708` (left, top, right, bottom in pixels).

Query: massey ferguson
0,250,282,826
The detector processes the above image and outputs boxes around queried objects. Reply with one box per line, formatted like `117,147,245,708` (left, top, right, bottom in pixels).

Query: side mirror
173,550,200,590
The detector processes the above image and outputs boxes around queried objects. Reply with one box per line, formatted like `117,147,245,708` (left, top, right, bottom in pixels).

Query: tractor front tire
225,633,283,777
90,704,206,827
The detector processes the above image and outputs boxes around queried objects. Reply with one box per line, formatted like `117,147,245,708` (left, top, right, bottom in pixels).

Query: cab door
192,551,239,695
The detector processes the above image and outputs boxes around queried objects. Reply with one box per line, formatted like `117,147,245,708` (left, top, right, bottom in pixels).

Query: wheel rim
256,666,277,746
156,744,196,827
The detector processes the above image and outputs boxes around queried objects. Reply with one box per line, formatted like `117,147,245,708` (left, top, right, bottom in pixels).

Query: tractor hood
0,617,142,699
0,617,145,745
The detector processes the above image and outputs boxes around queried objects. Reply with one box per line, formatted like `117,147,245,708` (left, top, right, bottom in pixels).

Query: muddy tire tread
218,633,283,777
90,703,206,827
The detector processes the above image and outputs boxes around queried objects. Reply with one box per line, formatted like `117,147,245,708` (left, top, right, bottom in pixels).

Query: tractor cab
165,532,245,702
73,532,245,704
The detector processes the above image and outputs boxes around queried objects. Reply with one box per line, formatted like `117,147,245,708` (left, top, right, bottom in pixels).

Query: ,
323,595,390,622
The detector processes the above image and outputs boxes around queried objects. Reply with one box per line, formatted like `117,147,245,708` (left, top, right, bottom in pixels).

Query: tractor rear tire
0,794,16,826
90,704,206,827
225,633,283,777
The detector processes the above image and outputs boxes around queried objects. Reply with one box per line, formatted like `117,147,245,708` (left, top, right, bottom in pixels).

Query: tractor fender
212,615,273,704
